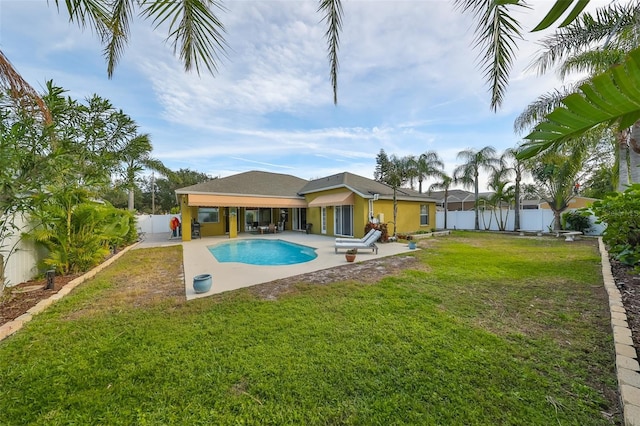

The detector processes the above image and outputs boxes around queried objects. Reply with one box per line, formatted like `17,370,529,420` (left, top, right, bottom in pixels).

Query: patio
136,231,417,300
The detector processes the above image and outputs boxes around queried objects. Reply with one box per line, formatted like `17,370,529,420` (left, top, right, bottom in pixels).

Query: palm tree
502,147,527,231
401,155,420,191
453,146,499,230
116,134,174,211
530,148,586,231
415,151,445,194
428,173,452,230
486,163,514,231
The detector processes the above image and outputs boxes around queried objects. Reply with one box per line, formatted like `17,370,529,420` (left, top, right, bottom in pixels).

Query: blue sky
0,1,603,190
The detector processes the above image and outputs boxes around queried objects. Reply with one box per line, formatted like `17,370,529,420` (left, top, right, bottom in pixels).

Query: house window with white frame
420,204,429,226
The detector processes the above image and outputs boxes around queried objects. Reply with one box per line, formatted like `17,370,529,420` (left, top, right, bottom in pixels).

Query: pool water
208,239,317,265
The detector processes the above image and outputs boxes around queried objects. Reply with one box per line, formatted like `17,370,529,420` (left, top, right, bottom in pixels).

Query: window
198,207,219,223
420,204,429,226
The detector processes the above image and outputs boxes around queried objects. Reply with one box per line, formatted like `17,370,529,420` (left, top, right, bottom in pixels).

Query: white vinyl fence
1,214,181,288
135,214,181,235
436,209,605,236
1,214,43,287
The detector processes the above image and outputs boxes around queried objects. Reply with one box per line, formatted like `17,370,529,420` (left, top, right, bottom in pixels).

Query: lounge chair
335,230,382,254
335,228,377,243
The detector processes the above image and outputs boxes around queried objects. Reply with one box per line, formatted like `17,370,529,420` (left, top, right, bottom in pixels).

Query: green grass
0,232,619,425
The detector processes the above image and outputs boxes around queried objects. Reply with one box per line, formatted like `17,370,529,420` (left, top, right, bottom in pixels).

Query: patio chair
268,223,277,233
335,230,382,254
335,228,377,243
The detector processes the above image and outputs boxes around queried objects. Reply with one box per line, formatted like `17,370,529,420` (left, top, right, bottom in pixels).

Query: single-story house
175,170,437,241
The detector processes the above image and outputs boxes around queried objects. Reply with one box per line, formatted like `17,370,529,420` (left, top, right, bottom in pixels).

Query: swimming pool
208,239,317,265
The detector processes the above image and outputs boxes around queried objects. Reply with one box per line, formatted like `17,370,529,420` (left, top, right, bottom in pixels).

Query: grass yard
0,232,619,425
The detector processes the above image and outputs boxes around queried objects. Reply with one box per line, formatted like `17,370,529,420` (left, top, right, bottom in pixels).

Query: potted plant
345,249,357,262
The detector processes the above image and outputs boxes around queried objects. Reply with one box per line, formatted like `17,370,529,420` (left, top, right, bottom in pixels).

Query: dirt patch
249,255,424,300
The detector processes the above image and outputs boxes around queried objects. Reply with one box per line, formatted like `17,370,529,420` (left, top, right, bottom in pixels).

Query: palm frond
141,0,228,75
559,49,627,79
532,0,590,32
318,0,343,105
0,51,51,123
514,87,573,134
520,46,640,160
530,3,639,76
102,0,134,77
53,0,111,35
454,0,527,111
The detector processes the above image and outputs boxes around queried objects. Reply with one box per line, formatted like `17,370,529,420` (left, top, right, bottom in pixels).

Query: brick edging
0,242,139,342
598,238,640,425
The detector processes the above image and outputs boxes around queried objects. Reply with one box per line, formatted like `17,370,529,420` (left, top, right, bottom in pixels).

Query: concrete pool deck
160,231,418,300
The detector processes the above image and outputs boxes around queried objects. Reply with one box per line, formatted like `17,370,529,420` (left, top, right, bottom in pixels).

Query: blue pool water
208,239,317,265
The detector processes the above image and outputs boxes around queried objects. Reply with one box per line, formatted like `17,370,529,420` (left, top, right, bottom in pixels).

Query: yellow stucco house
175,171,437,241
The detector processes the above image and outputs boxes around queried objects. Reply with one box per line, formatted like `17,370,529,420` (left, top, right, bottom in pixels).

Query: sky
0,1,606,190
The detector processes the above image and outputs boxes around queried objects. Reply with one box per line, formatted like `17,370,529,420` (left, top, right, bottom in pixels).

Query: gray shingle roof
176,170,436,202
175,171,308,198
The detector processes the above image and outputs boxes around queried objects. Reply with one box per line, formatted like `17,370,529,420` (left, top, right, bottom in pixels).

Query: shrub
562,210,591,234
590,185,640,266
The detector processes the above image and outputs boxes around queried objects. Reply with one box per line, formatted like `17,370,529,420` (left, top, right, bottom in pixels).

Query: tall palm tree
453,146,499,230
486,163,514,231
401,155,420,191
415,151,445,194
501,147,527,231
116,134,174,211
428,173,452,230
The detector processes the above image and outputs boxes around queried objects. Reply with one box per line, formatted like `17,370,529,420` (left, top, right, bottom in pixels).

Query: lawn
0,232,619,425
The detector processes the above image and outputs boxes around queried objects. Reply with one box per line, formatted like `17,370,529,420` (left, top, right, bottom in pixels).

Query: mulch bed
610,259,640,350
0,274,81,325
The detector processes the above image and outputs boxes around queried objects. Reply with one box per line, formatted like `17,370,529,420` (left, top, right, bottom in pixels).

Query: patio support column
181,196,192,241
229,207,238,239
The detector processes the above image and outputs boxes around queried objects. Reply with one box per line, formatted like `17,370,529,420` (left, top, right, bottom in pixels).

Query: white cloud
0,0,618,189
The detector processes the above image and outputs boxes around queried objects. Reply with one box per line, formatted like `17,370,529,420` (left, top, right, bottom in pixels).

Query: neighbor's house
175,171,437,241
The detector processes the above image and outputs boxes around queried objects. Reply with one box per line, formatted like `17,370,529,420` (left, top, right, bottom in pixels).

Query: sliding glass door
334,205,353,236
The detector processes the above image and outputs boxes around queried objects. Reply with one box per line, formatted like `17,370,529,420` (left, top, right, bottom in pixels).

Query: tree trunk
514,167,521,231
443,189,448,230
474,172,479,230
552,209,562,231
629,123,640,185
618,130,630,191
128,189,135,211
